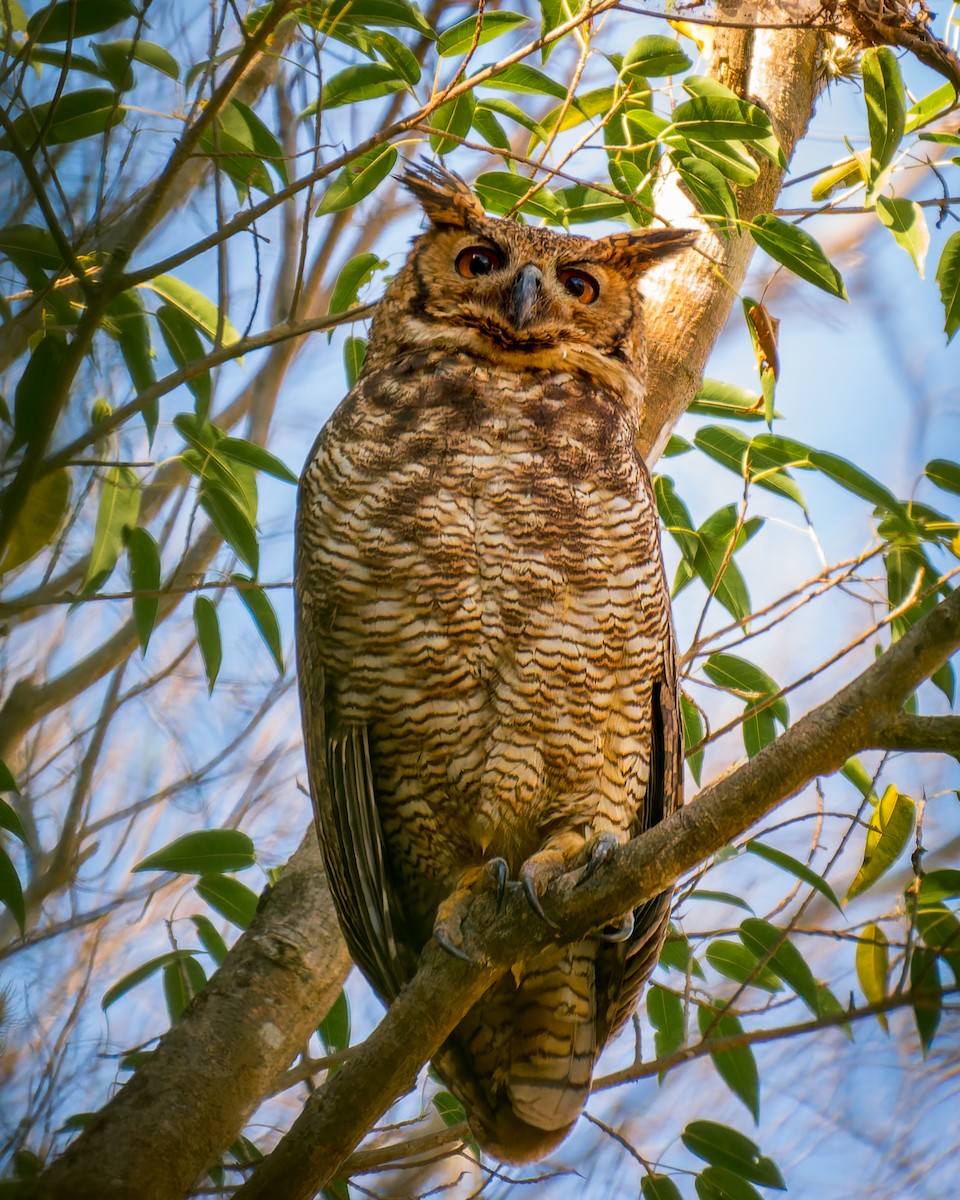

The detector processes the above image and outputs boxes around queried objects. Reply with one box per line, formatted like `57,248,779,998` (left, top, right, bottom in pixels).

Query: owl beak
510,263,542,329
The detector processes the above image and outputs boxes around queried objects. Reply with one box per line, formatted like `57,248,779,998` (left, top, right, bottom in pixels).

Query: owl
295,162,692,1163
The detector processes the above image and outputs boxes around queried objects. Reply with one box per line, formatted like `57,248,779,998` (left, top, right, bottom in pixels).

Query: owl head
365,160,695,394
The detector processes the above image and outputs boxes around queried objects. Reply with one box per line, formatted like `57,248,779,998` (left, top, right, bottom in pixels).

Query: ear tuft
401,158,487,228
594,227,698,273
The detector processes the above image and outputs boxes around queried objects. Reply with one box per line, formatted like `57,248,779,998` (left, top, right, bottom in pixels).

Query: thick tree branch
24,833,351,1200
871,713,960,756
234,588,960,1200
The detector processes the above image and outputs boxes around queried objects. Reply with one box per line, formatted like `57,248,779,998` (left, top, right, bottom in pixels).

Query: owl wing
296,601,409,1004
600,626,684,1039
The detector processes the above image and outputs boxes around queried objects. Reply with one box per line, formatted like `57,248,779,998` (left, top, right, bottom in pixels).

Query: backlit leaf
316,144,398,215
751,215,847,300
320,62,405,110
142,275,239,345
935,232,960,343
232,575,284,674
846,786,915,901
0,468,69,575
328,252,387,319
194,596,222,693
862,47,905,199
623,34,691,78
125,526,161,655
746,841,842,912
855,923,889,1031
133,829,255,875
0,88,124,149
876,197,928,277
83,466,140,593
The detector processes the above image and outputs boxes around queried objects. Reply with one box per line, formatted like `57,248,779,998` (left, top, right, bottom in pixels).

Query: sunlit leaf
315,144,398,215
862,47,905,199
125,526,161,655
429,91,476,157
302,0,434,38
0,468,69,575
916,869,960,907
0,88,125,150
750,215,847,300
846,786,915,901
328,253,387,320
474,172,565,222
437,11,529,57
95,38,180,80
855,924,889,1031
134,829,255,875
83,466,141,593
622,34,691,77
194,595,222,694
320,62,405,110
199,483,259,573
142,275,239,345
876,197,928,277
477,62,571,101
105,290,157,434
659,924,705,979
688,379,764,422
232,575,284,674
935,231,960,343
344,336,367,387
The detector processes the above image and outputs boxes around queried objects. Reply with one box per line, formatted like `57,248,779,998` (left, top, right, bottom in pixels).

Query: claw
434,927,473,963
576,830,620,888
598,910,635,943
521,866,561,929
485,857,508,908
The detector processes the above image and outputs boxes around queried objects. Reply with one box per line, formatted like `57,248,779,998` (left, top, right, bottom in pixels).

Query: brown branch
872,713,960,756
230,585,960,1200
23,833,351,1200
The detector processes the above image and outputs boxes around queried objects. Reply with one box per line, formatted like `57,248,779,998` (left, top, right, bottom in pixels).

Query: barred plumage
295,163,692,1162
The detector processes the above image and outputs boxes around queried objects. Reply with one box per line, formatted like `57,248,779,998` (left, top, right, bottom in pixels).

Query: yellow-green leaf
846,786,915,901
315,144,397,215
935,231,960,343
84,466,140,593
876,196,928,278
140,275,239,345
856,924,889,1031
0,468,69,575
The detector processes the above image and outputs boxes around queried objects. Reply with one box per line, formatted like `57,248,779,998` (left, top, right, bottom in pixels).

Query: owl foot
434,926,473,963
519,855,563,930
574,830,620,887
598,910,635,943
484,857,509,908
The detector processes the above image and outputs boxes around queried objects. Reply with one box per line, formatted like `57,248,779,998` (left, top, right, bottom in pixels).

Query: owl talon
598,910,635,943
485,857,508,908
521,867,561,930
575,831,620,887
434,927,473,963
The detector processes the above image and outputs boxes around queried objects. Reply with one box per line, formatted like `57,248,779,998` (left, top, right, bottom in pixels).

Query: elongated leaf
105,290,157,434
0,844,25,933
925,458,960,496
696,1166,765,1200
316,144,397,215
318,988,351,1054
199,483,259,573
862,47,905,198
914,905,960,980
659,924,706,979
320,62,405,110
474,172,564,222
13,333,67,453
175,414,258,520
134,829,255,875
935,231,960,343
623,34,691,77
218,437,297,485
477,62,570,100
328,252,387,319
670,94,779,161
703,654,787,723
697,1003,759,1120
344,336,367,387
163,955,206,1021
682,1121,785,1189
0,468,69,575
195,873,259,929
910,947,941,1054
194,596,222,694
142,276,239,345
746,841,842,912
0,798,26,844
876,196,928,277
304,0,434,38
647,983,684,1062
846,786,915,901
101,949,194,1010
738,918,819,1016
28,0,135,42
654,475,698,565
673,152,739,233
642,1177,684,1200
688,379,764,421
95,38,180,80
856,924,889,1031
0,761,20,795
0,88,124,150
694,425,805,508
706,940,782,992
84,466,140,593
917,869,960,907
156,303,209,419
688,890,754,914
807,448,901,512
362,30,420,85
232,575,283,673
191,914,228,965
680,691,704,784
125,526,161,654
477,97,549,144
437,11,528,57
751,215,847,299
428,91,476,157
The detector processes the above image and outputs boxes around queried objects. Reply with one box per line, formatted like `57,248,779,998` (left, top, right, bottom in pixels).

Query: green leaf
905,81,956,132
0,468,69,576
925,458,960,496
27,0,135,42
218,437,297,485
694,425,806,509
935,231,960,343
318,988,351,1054
163,955,206,1021
673,152,739,233
914,904,960,981
175,414,258,522
647,983,684,1061
654,475,698,565
84,466,141,593
705,940,782,993
862,47,905,200
0,88,124,150
432,1090,466,1127
477,62,571,101
682,1121,785,1189
133,829,255,876
622,34,691,78
362,30,420,85
155,303,210,419
0,844,25,934
687,890,754,914
316,144,397,215
304,0,434,38
196,102,278,200
191,914,228,965
808,448,901,511
659,924,706,979
105,290,157,434
669,93,780,162
641,1176,684,1200
917,869,960,907
328,252,387,320
320,62,405,110
680,691,705,785
855,924,889,1032
663,434,693,458
344,336,367,387
845,786,916,901
194,596,222,694
876,197,928,277
95,38,180,80
199,483,259,573
697,1004,759,1121
703,653,787,723
428,90,476,157
0,798,26,844
101,950,195,1010
842,757,877,799
195,873,259,929
695,1166,765,1200
738,918,820,1016
688,379,764,421
437,11,529,57
232,575,283,674
125,526,161,655
477,97,549,144
687,507,758,624
746,840,842,912
142,275,239,345
750,215,847,300
471,104,513,161
474,172,565,223
0,760,19,794
910,947,941,1054
12,333,67,453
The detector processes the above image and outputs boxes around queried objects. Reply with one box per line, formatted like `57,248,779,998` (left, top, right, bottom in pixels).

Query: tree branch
871,713,960,756
232,587,960,1200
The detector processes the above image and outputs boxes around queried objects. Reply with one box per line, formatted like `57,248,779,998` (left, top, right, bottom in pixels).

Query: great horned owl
295,162,691,1163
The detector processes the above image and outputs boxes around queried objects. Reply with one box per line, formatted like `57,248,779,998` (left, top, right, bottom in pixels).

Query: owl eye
558,268,600,305
456,246,504,279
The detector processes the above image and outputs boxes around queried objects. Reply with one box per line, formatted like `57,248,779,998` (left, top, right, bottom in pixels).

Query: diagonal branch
234,588,960,1200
